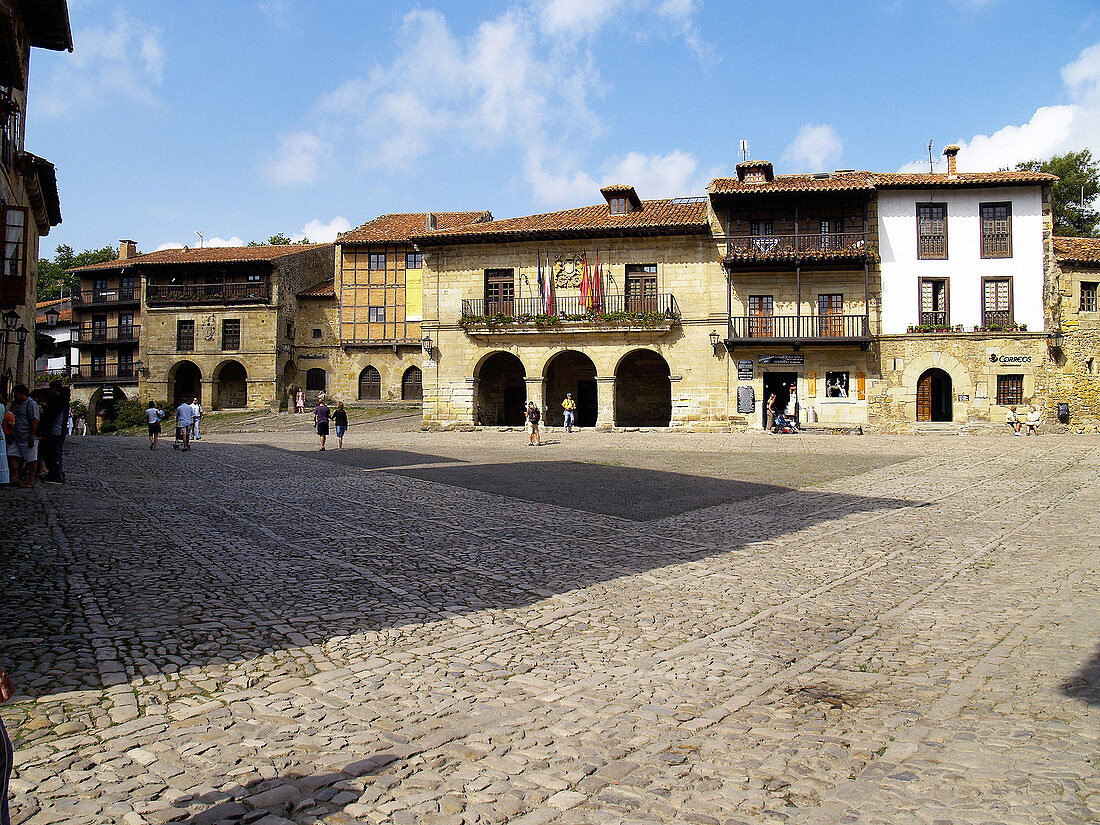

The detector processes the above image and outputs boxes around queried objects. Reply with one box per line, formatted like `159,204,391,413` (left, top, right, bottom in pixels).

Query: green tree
1016,150,1100,237
37,243,118,300
247,233,312,246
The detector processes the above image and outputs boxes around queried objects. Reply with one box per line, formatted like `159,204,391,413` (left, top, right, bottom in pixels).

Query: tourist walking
0,390,9,486
1,666,15,825
1026,404,1042,436
146,402,164,449
333,401,348,450
296,388,305,414
42,382,69,483
1006,405,1021,435
314,396,331,450
562,393,576,432
526,401,541,446
190,397,203,439
8,385,40,488
766,393,778,433
175,398,194,451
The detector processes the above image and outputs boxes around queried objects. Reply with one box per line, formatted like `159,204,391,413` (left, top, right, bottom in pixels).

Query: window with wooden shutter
980,202,1012,258
916,203,947,259
918,278,949,326
0,204,27,304
982,277,1012,327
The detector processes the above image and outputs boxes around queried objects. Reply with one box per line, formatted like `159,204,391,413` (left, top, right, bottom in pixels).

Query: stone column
595,375,615,428
466,377,480,425
524,376,544,411
200,378,214,409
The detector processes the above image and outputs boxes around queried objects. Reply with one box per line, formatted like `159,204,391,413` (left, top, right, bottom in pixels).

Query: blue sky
25,0,1100,254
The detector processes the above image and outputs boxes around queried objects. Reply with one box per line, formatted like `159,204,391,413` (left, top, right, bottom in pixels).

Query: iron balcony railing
73,324,140,344
918,311,948,327
462,293,679,320
981,232,1011,258
146,281,271,305
982,310,1012,327
72,288,139,307
726,232,871,259
917,235,947,259
70,364,139,384
729,314,870,342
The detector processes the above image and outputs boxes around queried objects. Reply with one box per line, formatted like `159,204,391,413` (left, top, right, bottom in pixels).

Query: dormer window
601,185,642,214
610,197,628,214
744,171,766,184
735,160,775,184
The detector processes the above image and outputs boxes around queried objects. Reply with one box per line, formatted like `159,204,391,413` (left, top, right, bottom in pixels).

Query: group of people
766,386,800,434
1006,404,1042,436
524,393,579,446
144,397,203,451
1,381,71,488
312,393,348,450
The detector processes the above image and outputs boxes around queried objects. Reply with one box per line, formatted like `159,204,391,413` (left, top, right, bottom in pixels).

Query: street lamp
45,305,60,327
2,307,17,331
709,330,720,348
421,333,433,356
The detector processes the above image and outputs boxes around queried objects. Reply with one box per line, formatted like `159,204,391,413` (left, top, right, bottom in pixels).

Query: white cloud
257,0,291,28
263,131,328,186
901,40,1100,173
294,216,351,243
36,12,166,116
155,236,245,251
602,150,706,198
783,124,843,171
266,2,706,202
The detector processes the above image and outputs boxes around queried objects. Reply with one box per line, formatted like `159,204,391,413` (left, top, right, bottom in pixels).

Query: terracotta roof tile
870,170,1057,187
66,244,332,273
708,169,1056,196
298,279,336,298
413,199,709,244
1054,236,1100,264
339,212,492,244
35,297,71,325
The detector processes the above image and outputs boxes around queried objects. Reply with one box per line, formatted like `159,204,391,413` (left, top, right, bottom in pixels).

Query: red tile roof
1054,236,1100,264
298,279,336,298
35,297,71,325
339,212,492,244
413,199,709,245
708,169,1056,196
66,244,332,273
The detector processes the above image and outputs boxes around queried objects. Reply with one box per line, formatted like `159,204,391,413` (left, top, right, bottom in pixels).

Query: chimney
119,239,138,260
943,145,959,176
425,213,437,232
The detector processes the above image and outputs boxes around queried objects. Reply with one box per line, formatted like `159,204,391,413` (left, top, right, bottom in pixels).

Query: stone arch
214,359,248,409
899,350,971,423
168,360,202,407
474,351,526,426
305,367,327,403
543,350,597,427
401,366,423,401
281,361,298,409
916,368,953,422
359,365,381,401
88,385,128,434
614,348,671,427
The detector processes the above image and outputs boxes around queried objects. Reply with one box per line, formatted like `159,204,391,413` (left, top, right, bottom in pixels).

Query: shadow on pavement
1061,642,1100,705
0,437,917,698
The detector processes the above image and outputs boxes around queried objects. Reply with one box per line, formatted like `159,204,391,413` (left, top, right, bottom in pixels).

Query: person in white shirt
176,400,195,451
146,403,164,450
190,397,203,439
1025,405,1042,436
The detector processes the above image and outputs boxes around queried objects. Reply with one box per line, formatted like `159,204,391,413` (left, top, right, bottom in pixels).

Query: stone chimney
943,145,960,176
425,213,437,232
119,239,138,260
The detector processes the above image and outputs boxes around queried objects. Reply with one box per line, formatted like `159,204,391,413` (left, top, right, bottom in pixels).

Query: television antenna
927,141,934,173
194,230,204,248
739,139,749,161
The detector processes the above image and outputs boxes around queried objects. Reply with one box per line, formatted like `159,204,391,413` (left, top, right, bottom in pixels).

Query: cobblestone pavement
1,426,1098,825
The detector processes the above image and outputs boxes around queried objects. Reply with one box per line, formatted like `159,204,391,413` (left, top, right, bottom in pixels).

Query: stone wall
1050,261,1100,431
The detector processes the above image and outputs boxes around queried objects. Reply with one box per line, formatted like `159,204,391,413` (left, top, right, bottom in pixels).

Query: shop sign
759,354,804,365
957,394,970,402
102,386,114,401
736,359,754,380
989,354,1032,364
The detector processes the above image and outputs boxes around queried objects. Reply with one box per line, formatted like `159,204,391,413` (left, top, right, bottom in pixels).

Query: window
306,368,326,392
118,351,134,377
119,313,134,340
485,269,515,315
625,264,657,312
177,320,195,351
818,293,844,337
311,328,322,339
406,251,423,269
2,204,29,298
980,202,1012,258
610,197,628,214
358,366,381,401
402,366,423,401
996,374,1024,406
120,275,136,300
919,277,950,326
369,252,386,270
91,352,106,377
916,203,947,259
825,371,850,399
1082,281,1098,313
247,272,262,282
91,314,107,341
222,319,241,350
982,277,1013,327
368,306,385,323
748,295,774,337
750,220,777,252
286,321,293,338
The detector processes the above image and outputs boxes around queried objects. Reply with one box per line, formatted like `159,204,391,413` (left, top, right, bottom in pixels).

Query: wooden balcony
73,325,140,345
460,294,680,334
146,281,271,306
724,232,876,266
71,364,139,384
726,314,871,349
72,288,140,308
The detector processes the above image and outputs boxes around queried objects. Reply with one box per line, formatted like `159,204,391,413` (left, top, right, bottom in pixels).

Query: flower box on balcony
459,308,679,332
906,324,964,333
973,323,1027,333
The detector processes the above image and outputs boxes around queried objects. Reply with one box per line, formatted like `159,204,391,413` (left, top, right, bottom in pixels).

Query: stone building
320,212,490,405
1050,236,1100,431
0,2,71,393
66,240,142,421
93,243,333,410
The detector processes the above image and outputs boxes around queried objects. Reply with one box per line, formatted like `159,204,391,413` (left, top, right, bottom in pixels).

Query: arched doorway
282,361,298,409
402,366,423,401
306,368,326,403
89,386,128,433
917,368,953,422
615,349,671,427
170,361,202,407
544,351,597,427
475,352,526,426
359,366,381,400
215,361,248,409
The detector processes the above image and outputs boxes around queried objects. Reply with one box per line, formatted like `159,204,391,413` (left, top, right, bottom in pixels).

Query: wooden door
748,295,774,337
625,268,657,313
818,293,843,337
917,372,932,421
485,269,514,316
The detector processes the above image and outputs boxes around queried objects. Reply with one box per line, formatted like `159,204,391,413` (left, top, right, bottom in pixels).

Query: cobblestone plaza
1,423,1097,824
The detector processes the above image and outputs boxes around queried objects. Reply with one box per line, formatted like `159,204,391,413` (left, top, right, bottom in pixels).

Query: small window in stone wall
368,306,384,323
1082,281,1098,313
996,374,1024,406
824,371,849,398
312,328,322,339
306,368,326,391
221,319,241,350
